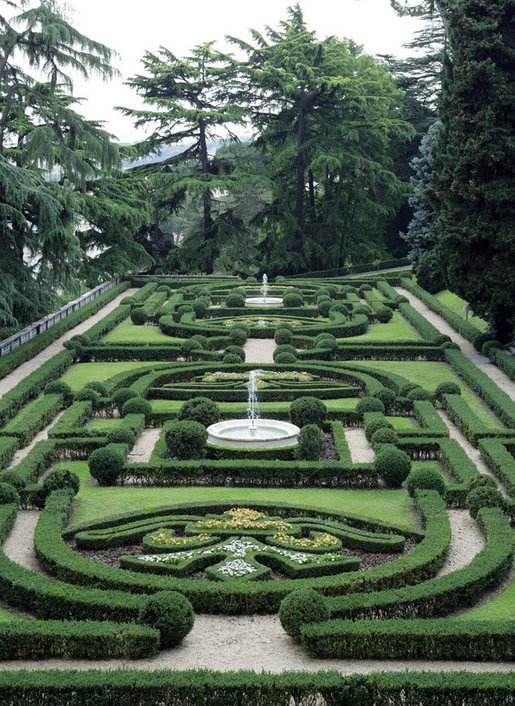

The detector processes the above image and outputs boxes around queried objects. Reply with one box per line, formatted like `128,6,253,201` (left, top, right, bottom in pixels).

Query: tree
120,42,246,274
230,4,414,274
433,0,514,340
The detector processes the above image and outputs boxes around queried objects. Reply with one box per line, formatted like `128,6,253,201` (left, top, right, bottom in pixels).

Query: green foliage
42,469,80,497
375,446,412,487
0,483,19,505
466,486,505,520
121,398,152,424
468,475,497,491
406,387,432,401
88,446,126,487
274,328,293,345
372,388,396,409
44,380,71,396
414,249,445,294
111,388,139,415
106,427,136,448
371,428,398,447
84,381,109,397
223,353,243,364
364,417,393,442
434,381,461,401
138,591,194,648
226,292,245,308
289,397,327,428
279,589,330,640
274,352,298,364
406,466,445,498
224,345,245,362
273,344,297,361
317,300,333,317
130,307,148,325
229,327,247,345
191,300,208,318
165,420,207,460
178,397,220,427
356,397,385,415
283,293,303,308
295,425,326,461
191,334,210,349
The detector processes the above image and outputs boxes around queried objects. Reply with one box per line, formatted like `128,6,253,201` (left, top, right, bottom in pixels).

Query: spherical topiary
165,420,207,460
466,486,504,519
317,300,333,317
374,446,412,487
273,344,297,361
406,466,446,497
85,381,108,397
283,292,303,308
371,427,398,447
0,482,19,505
352,304,371,318
279,589,330,640
226,292,245,308
441,341,461,351
106,427,136,447
229,327,247,346
274,327,293,345
275,275,286,283
473,332,493,352
180,339,202,360
358,284,373,296
364,417,393,442
434,381,461,401
289,396,327,428
330,303,349,316
315,333,336,346
399,383,420,397
375,306,393,323
315,337,338,353
44,380,72,396
178,397,220,427
468,475,497,491
138,591,194,648
111,388,139,415
224,345,245,362
121,397,152,424
274,351,298,364
177,304,195,318
88,446,125,486
343,285,358,295
190,334,209,350
246,276,258,284
316,288,330,298
295,424,326,461
406,387,432,401
372,388,396,409
482,340,502,358
156,285,171,295
120,296,135,306
42,468,80,496
356,396,385,416
73,388,101,408
395,295,409,304
130,307,147,325
191,299,208,318
223,353,244,364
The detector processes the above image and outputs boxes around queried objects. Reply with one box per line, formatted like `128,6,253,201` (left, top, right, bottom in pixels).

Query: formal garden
0,270,512,703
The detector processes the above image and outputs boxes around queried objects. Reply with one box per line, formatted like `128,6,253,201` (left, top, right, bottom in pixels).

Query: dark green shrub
330,303,349,316
466,486,504,519
441,341,461,351
130,308,147,326
415,249,445,293
352,304,371,318
111,388,139,415
406,466,446,497
0,482,19,505
42,468,80,496
316,338,338,353
473,332,493,351
375,446,412,487
165,420,207,460
343,285,357,294
407,388,433,401
223,353,243,364
275,275,286,283
274,328,292,345
289,396,327,428
120,296,135,305
279,589,330,640
317,300,333,317
226,292,245,308
177,304,194,317
190,334,209,349
224,345,245,362
73,388,101,408
395,295,409,304
372,388,396,409
358,284,373,296
156,285,171,295
178,397,220,426
468,475,497,491
181,339,202,360
229,327,247,346
371,427,398,447
273,344,297,361
375,306,393,323
295,424,326,461
356,397,385,415
191,300,208,318
139,591,194,648
316,288,330,298
275,322,294,332
434,382,461,401
364,418,393,442
274,352,298,364
246,276,258,284
44,380,71,396
88,447,125,486
482,340,502,357
106,427,136,447
399,383,420,397
315,333,336,345
283,292,303,307
85,381,108,397
121,398,152,424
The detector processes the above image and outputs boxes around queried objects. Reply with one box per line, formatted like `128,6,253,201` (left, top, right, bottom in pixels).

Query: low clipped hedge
0,393,64,447
0,437,18,470
398,303,448,343
478,438,515,497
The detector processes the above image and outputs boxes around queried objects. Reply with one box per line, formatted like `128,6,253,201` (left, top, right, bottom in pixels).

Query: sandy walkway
0,288,138,399
127,428,161,464
344,428,375,463
395,287,515,397
244,338,277,364
3,510,41,572
436,510,485,576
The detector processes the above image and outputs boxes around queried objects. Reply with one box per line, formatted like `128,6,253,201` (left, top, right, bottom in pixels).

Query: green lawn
64,461,416,531
435,290,488,333
86,419,123,432
341,311,421,342
387,416,416,430
0,607,21,622
103,319,182,344
348,361,502,428
150,397,359,415
60,362,169,391
457,579,515,620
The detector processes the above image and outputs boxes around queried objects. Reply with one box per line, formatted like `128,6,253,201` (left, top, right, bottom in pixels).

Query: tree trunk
294,106,306,254
199,120,216,274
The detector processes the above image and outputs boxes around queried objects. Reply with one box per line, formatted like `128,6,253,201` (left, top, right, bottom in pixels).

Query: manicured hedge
48,401,93,438
478,438,515,497
0,437,18,470
78,305,131,344
301,618,514,660
494,349,515,381
398,303,447,342
0,393,64,446
442,394,513,445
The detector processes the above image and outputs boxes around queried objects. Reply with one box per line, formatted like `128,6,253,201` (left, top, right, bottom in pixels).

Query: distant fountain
206,370,299,449
245,274,283,307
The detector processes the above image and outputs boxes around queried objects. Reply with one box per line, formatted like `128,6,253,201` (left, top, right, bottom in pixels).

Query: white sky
64,0,423,143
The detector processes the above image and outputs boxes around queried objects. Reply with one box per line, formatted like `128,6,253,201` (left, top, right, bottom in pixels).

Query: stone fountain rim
206,418,300,449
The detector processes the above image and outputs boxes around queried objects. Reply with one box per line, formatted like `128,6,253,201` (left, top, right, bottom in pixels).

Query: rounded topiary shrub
316,288,330,298
224,345,245,362
352,304,371,318
181,339,202,360
317,300,333,318
473,332,493,351
468,475,497,491
85,381,108,397
191,299,208,318
177,305,194,317
274,351,298,364
42,468,80,496
106,427,136,447
111,388,139,415
139,591,194,648
295,424,326,461
441,341,460,351
289,396,327,429
275,276,286,284
279,589,330,640
316,294,331,305
434,381,461,401
178,397,220,427
223,353,243,364
226,292,245,308
229,327,247,346
246,276,258,284
375,306,393,323
358,284,373,296
273,344,297,361
399,383,420,397
120,296,135,306
330,303,349,316
165,420,207,460
372,388,396,409
466,486,504,519
315,333,336,346
283,292,303,308
316,338,338,353
482,340,502,358
406,388,432,401
44,380,72,396
88,446,125,486
356,396,385,416
371,427,398,447
190,334,209,350
156,285,171,295
343,285,357,295
130,307,147,326
274,328,293,345
374,446,412,487
73,388,101,408
406,466,446,497
364,417,393,442
121,397,152,424
0,482,19,505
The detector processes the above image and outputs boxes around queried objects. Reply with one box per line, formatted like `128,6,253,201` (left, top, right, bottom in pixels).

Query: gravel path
0,288,138,399
127,428,161,464
344,428,375,463
436,510,485,576
3,510,41,572
6,410,65,470
394,287,515,397
244,338,277,364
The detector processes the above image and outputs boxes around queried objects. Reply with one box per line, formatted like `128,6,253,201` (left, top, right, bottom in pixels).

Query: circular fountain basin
245,297,283,307
207,419,299,449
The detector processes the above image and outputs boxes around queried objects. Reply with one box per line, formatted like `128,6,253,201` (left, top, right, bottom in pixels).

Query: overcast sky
64,0,423,143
